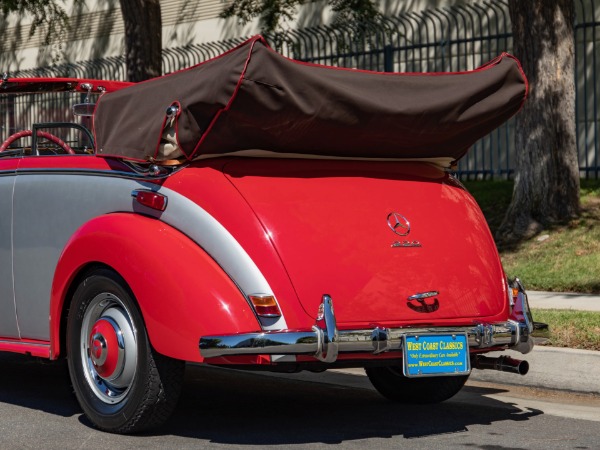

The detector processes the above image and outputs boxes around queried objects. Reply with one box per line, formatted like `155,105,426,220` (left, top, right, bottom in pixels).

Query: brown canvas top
93,35,527,164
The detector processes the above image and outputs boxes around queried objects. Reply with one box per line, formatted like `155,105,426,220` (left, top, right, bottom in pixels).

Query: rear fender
50,213,259,362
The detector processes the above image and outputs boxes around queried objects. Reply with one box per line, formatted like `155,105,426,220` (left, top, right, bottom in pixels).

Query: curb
255,346,600,396
528,291,600,312
468,346,600,395
524,291,600,394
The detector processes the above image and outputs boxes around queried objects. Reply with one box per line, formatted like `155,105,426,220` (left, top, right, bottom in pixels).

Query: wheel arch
50,213,261,362
56,261,117,360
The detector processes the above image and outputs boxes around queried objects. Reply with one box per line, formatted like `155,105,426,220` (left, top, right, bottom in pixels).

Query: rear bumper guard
199,286,536,363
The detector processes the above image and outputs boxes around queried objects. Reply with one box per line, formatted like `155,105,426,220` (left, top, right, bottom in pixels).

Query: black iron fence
8,0,600,179
0,91,95,150
576,0,600,179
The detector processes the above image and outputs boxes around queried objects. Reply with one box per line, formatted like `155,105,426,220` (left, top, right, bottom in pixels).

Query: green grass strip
532,308,600,351
464,179,600,294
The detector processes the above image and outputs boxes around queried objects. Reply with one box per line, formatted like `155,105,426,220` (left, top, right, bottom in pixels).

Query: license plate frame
402,333,470,378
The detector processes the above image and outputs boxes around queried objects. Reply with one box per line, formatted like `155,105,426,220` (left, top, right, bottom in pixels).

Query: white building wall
0,0,469,72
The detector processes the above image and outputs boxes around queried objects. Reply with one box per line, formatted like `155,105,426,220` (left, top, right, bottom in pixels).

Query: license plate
402,333,470,377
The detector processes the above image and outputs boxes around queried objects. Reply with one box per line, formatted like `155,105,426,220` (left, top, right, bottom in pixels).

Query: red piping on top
90,35,528,162
185,36,528,161
187,37,267,161
506,52,529,112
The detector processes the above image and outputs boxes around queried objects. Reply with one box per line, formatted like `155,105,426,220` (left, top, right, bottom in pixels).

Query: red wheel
0,129,75,154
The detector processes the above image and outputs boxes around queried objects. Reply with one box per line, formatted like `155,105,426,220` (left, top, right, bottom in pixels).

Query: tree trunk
119,0,162,82
499,1,580,242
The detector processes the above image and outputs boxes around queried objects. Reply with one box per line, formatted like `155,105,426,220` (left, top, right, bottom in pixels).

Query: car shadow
0,353,78,417
0,353,542,443
159,365,543,444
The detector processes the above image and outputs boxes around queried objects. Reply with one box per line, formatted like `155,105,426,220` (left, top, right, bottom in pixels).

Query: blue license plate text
403,333,470,377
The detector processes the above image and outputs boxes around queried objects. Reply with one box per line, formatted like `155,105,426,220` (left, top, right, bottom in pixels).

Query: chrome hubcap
80,293,137,404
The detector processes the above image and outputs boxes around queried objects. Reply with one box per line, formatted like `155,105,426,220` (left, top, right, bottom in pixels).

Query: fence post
384,45,393,72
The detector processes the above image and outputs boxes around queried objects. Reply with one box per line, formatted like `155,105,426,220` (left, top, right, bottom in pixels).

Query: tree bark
119,0,162,82
499,1,580,242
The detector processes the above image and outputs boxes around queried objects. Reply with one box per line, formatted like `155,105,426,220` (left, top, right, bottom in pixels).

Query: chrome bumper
199,283,535,363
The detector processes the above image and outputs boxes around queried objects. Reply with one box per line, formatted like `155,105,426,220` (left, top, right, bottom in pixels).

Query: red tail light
132,190,168,211
249,295,281,317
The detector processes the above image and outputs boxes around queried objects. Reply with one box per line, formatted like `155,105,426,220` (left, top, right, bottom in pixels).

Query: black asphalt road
0,353,598,449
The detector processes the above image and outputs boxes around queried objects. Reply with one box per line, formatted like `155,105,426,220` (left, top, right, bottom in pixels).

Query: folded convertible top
93,35,527,164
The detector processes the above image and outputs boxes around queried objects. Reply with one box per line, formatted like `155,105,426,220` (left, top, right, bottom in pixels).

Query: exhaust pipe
473,355,529,375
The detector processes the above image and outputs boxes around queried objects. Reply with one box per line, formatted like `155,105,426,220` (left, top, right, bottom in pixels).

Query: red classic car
0,36,540,433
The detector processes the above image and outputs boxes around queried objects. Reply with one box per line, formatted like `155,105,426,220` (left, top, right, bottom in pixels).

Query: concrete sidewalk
469,346,600,394
528,290,600,312
493,290,600,394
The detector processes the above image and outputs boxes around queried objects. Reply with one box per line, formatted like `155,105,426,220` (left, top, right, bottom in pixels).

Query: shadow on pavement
0,353,543,442
0,353,78,417
161,365,543,444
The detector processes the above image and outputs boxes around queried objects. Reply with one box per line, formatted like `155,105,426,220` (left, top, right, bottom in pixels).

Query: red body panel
4,155,511,364
16,153,136,171
223,159,509,327
50,213,260,362
0,339,50,358
1,78,133,94
161,161,311,328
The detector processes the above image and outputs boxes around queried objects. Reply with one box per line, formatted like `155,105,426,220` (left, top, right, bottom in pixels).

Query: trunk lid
223,159,507,326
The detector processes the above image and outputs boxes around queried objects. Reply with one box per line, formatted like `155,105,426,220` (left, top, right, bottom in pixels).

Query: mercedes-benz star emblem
387,212,411,236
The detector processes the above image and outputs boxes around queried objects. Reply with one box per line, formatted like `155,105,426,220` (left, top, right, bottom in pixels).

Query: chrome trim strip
15,167,173,181
0,171,20,338
0,339,50,348
10,174,18,338
199,294,530,361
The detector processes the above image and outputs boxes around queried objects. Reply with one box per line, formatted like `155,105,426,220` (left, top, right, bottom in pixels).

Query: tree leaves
0,0,77,45
220,0,381,34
